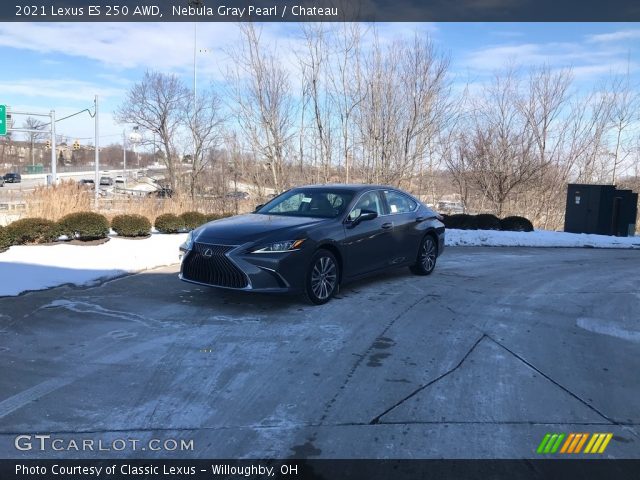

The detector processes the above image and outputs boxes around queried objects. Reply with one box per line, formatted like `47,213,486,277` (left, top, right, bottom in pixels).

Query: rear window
384,190,418,214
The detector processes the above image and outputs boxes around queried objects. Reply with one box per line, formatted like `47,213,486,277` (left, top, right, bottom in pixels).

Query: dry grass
22,181,252,223
98,196,235,221
25,180,93,221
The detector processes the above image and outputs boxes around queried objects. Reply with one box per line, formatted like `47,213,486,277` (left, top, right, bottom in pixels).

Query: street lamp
128,126,142,182
188,0,202,185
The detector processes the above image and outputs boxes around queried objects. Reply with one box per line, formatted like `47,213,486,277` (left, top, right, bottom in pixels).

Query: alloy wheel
420,237,436,272
310,256,337,300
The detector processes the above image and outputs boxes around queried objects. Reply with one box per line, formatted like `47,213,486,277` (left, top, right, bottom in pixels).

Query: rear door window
384,190,417,214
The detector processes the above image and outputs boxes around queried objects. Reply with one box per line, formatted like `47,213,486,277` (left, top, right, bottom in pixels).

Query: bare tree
517,66,573,227
608,69,639,184
227,24,297,193
116,71,189,191
460,69,538,216
299,23,333,183
326,22,366,183
356,33,450,186
570,89,613,183
183,84,225,201
23,117,47,166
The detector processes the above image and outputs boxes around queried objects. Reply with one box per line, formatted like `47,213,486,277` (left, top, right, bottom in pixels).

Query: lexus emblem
203,248,213,257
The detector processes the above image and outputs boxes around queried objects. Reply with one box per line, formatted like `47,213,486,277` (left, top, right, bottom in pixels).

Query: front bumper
179,241,309,293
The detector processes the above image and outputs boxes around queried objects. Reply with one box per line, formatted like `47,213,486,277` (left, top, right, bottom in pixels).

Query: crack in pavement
316,294,431,427
369,333,486,424
369,333,629,431
3,419,635,436
485,334,620,426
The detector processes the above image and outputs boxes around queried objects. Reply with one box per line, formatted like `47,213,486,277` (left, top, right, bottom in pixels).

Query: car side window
384,190,417,214
348,191,384,221
270,193,307,214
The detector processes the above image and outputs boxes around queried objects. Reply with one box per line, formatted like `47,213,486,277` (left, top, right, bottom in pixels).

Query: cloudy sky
1,22,639,145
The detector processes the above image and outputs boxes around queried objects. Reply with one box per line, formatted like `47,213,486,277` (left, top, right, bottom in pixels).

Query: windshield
256,189,355,218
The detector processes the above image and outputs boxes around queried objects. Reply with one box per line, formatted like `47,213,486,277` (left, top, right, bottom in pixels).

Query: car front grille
182,243,248,289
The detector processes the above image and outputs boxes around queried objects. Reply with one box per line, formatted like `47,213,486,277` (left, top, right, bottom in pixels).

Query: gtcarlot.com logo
536,433,613,454
14,435,194,452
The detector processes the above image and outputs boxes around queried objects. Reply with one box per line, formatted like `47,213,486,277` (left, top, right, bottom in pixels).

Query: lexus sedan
179,184,445,304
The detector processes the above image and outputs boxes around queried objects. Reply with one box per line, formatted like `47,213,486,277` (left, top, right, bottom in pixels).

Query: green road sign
0,105,6,136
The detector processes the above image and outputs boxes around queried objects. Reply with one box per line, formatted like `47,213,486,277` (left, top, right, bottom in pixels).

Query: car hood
194,214,326,245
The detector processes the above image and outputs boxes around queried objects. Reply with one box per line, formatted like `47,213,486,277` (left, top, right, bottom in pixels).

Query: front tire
410,234,437,275
304,250,339,305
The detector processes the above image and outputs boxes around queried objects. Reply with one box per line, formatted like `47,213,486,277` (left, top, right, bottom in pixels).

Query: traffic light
73,140,80,151
45,140,51,150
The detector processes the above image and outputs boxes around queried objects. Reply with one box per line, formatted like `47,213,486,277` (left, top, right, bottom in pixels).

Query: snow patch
446,229,640,249
577,317,640,343
0,233,187,297
41,299,153,327
0,228,638,298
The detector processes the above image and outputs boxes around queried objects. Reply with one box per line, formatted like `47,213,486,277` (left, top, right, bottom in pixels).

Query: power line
37,107,96,128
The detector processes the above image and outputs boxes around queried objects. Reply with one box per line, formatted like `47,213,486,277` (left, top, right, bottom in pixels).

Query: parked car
99,176,114,186
179,184,445,304
225,190,250,200
436,200,465,215
78,179,94,186
3,173,21,183
115,175,125,184
154,186,173,198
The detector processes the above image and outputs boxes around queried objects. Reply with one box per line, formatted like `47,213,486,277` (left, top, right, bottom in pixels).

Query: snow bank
446,229,640,249
0,228,638,297
0,233,187,297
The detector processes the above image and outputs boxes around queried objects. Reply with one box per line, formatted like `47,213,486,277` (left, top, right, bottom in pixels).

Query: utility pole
190,0,201,182
122,130,127,182
94,95,100,206
50,110,56,184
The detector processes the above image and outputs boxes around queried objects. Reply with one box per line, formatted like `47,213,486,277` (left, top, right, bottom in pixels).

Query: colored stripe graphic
568,433,583,453
550,434,565,453
560,433,575,453
597,433,613,453
584,434,598,453
574,433,589,453
537,434,551,454
585,433,614,454
538,433,612,454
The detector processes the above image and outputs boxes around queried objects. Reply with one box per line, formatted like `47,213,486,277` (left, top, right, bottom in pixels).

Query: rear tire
303,249,339,305
410,234,437,276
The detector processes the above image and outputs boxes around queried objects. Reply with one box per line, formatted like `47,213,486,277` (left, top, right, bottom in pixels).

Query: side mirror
348,209,378,227
359,210,378,223
254,204,264,212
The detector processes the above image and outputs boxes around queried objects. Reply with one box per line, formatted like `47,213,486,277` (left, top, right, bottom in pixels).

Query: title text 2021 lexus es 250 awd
179,185,445,304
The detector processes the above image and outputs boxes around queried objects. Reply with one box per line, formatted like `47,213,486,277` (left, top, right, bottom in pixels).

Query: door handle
415,216,426,222
381,222,393,230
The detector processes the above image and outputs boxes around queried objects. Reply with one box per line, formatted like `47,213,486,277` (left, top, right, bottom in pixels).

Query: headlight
180,230,195,252
251,239,306,253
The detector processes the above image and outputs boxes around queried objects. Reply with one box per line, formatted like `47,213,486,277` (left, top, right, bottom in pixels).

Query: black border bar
4,0,640,22
2,459,640,480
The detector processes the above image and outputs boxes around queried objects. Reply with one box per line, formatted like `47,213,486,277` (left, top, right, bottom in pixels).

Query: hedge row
153,211,229,233
0,211,231,250
441,214,534,232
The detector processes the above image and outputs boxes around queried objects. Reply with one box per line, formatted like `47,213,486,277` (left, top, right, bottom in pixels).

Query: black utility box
564,184,638,236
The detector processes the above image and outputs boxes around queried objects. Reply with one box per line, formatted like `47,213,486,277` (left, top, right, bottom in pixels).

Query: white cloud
463,39,634,80
587,29,640,43
0,22,239,76
0,78,124,102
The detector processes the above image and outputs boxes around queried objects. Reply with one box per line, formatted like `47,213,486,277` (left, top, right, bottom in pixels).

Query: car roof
293,183,397,192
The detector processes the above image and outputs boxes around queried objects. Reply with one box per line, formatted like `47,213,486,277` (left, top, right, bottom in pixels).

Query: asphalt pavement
0,247,638,459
